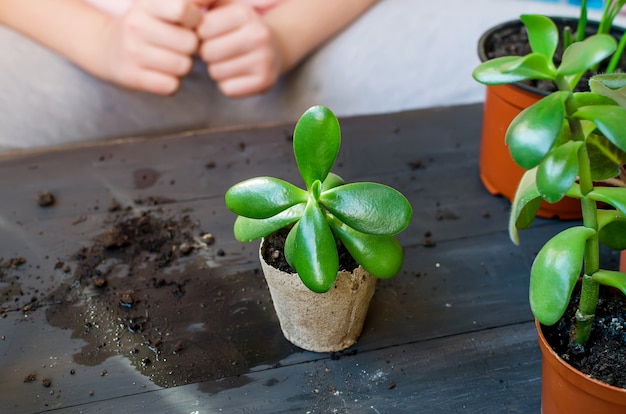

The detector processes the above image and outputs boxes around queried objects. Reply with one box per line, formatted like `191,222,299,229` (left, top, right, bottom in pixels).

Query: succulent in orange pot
474,11,626,413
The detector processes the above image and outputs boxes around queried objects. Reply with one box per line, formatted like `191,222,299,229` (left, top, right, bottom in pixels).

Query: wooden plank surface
0,104,603,413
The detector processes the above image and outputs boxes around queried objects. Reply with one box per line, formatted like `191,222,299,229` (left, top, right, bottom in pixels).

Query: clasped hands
103,0,282,97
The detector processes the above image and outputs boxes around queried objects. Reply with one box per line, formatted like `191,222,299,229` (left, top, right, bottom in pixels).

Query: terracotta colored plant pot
259,240,377,353
537,320,626,413
477,17,626,220
621,250,626,273
479,83,583,219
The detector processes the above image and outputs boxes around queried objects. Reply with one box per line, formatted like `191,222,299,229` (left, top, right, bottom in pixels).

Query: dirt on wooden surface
543,284,626,389
43,206,295,388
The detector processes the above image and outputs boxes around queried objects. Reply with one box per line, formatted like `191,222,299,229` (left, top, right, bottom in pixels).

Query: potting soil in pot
542,284,626,388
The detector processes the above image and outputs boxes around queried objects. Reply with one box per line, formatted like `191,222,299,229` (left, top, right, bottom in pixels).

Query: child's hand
101,0,204,95
196,1,283,98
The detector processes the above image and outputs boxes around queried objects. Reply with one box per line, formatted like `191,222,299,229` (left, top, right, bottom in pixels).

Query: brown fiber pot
536,320,626,413
259,241,377,353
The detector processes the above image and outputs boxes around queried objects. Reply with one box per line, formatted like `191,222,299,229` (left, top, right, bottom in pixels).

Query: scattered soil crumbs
542,284,626,389
44,208,294,388
36,191,55,207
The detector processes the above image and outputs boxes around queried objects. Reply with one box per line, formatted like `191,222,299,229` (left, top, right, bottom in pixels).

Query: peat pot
259,239,377,353
477,17,626,220
537,320,626,413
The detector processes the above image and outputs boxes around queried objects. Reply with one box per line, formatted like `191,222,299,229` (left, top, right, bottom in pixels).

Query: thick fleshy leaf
285,199,338,293
320,182,412,236
506,91,569,169
592,270,626,296
321,172,344,191
589,73,626,107
225,177,307,219
574,105,626,152
521,14,558,58
473,56,554,85
557,34,617,76
509,168,542,245
293,106,341,189
597,209,626,250
573,92,619,108
536,141,582,203
586,133,625,181
233,203,305,242
588,186,626,215
530,227,596,325
501,53,556,79
328,215,404,279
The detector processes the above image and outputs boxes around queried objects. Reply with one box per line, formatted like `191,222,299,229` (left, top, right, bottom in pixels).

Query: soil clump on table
44,207,294,388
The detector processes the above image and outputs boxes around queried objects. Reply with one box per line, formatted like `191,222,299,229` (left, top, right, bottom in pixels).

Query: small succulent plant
225,105,412,293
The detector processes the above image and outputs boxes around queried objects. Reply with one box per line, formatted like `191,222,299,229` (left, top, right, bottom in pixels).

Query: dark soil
483,17,626,93
542,284,626,388
44,207,295,388
261,226,358,274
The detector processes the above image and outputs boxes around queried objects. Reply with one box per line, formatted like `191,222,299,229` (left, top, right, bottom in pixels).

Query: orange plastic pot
476,16,625,220
537,320,626,413
479,84,583,219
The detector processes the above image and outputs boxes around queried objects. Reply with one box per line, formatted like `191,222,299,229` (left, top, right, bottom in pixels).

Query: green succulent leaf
225,177,307,219
472,56,554,85
557,34,617,76
233,203,305,242
328,215,404,279
586,133,626,181
530,226,596,325
321,172,345,191
320,182,412,236
588,186,626,215
597,209,626,250
506,91,569,169
573,92,619,108
285,199,338,293
592,270,626,296
293,106,341,189
536,141,582,203
500,53,556,79
509,168,542,245
589,73,626,107
521,14,558,59
574,105,626,152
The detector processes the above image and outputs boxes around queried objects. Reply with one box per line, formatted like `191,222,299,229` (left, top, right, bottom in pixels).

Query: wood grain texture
0,104,590,413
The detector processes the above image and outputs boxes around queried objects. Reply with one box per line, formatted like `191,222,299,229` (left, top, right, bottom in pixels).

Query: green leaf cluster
225,106,413,293
473,12,626,346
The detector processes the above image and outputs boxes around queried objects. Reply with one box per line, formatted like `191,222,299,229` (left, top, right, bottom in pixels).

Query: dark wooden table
1,104,611,414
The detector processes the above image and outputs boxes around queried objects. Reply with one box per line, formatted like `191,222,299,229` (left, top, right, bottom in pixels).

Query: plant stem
606,33,626,73
573,130,600,346
562,84,600,346
576,0,588,41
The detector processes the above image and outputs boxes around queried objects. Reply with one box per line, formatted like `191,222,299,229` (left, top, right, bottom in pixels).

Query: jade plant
569,0,625,73
224,105,413,293
473,14,626,346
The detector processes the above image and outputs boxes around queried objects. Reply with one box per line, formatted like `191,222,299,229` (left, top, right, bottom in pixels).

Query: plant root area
543,285,626,389
43,207,294,388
